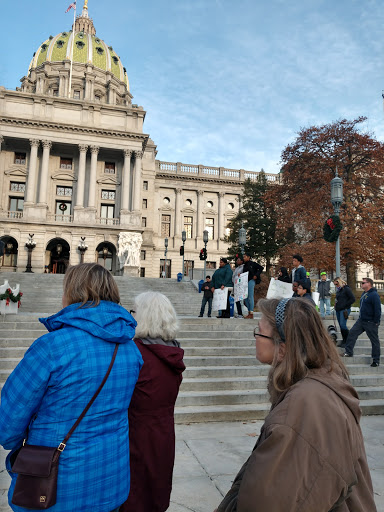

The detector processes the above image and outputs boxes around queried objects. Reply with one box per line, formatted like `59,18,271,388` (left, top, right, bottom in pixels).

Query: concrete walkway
1,417,383,512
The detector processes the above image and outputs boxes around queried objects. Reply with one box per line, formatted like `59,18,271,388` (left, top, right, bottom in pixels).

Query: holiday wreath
0,288,23,307
323,215,342,243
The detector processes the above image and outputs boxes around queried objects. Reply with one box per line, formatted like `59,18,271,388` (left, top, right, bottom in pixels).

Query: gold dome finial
84,0,88,9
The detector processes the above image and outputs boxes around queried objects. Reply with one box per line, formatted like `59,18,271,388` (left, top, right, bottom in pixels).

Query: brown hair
257,298,348,404
334,277,347,287
63,263,120,308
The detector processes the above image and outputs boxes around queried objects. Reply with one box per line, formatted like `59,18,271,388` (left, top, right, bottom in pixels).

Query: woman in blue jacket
0,263,143,512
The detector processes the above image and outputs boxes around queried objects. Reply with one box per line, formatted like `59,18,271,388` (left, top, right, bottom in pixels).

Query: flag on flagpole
65,2,76,13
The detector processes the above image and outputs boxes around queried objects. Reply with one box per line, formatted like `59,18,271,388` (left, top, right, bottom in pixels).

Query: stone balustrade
156,160,280,182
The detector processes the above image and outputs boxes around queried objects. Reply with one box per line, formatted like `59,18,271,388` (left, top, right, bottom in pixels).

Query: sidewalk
1,417,383,512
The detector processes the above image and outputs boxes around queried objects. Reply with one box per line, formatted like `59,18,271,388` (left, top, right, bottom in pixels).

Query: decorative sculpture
118,232,143,269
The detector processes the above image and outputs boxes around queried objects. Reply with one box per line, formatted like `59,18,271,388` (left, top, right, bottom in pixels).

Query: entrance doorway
0,236,18,270
160,259,171,278
46,238,70,274
184,260,194,277
96,242,117,273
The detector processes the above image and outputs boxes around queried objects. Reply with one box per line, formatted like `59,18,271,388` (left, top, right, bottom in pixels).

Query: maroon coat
121,338,185,512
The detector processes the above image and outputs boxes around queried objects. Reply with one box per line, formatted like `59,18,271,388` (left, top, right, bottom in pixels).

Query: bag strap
57,344,119,452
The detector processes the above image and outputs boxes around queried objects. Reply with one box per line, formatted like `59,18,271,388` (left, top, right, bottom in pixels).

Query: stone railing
156,161,280,182
0,211,24,219
48,214,73,223
97,217,120,226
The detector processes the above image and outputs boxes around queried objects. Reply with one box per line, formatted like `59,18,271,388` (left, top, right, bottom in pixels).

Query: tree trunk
346,261,357,291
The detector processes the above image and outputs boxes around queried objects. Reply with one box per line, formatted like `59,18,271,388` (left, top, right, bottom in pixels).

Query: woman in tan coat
216,297,376,512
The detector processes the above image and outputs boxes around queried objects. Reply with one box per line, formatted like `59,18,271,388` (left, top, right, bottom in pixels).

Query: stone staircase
1,273,384,422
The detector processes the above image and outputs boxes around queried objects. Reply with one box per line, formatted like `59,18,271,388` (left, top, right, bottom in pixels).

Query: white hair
133,291,179,341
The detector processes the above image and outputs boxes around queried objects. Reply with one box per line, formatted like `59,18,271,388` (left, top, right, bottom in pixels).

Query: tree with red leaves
268,116,384,289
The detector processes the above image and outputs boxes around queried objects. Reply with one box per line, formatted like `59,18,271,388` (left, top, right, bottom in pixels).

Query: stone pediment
203,208,217,215
182,206,196,214
51,170,77,182
97,176,121,186
159,205,174,212
4,167,28,177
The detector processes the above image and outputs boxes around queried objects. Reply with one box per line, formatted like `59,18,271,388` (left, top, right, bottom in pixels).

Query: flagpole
68,3,77,98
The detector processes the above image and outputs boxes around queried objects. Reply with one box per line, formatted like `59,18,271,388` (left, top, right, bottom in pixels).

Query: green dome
29,30,129,89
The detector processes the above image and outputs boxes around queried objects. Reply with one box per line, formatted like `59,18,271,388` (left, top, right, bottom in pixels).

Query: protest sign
234,271,249,302
212,287,228,311
266,278,293,300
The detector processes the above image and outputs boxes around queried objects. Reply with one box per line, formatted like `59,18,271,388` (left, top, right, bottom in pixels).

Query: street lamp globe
239,225,246,246
331,169,343,214
203,230,209,244
164,237,169,248
181,230,187,243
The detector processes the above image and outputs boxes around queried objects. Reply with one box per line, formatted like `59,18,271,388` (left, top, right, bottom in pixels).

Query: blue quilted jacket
0,301,143,512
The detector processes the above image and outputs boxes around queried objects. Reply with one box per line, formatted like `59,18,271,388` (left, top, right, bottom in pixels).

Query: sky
0,0,383,174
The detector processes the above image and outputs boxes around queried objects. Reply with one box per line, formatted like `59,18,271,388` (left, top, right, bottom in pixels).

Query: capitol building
0,1,278,278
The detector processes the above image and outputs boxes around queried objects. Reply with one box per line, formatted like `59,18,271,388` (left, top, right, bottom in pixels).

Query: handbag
11,344,119,510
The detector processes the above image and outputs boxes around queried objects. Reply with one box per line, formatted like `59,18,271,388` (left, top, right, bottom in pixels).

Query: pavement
1,417,383,512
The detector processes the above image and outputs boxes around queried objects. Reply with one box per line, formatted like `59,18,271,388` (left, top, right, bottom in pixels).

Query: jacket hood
306,366,361,424
39,301,137,344
137,339,185,374
280,267,289,277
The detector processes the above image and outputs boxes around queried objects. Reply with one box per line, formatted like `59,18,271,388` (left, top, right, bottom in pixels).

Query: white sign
266,278,293,300
234,272,249,302
311,291,320,306
212,287,228,311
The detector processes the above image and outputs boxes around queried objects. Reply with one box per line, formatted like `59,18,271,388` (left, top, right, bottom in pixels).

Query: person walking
334,277,355,348
344,278,382,367
290,254,306,284
121,292,185,512
317,272,332,318
215,298,376,512
211,258,233,318
232,256,244,318
0,263,143,512
199,275,213,317
243,253,263,319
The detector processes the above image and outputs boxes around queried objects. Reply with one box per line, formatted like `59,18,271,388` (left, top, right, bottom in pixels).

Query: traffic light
199,248,207,260
180,245,184,256
203,248,207,260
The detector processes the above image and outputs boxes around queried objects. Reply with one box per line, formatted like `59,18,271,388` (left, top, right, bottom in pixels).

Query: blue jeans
336,309,350,331
244,279,255,313
200,297,212,316
319,298,331,317
345,318,381,363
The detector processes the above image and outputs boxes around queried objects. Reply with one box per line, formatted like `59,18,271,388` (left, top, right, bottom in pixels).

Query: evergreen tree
224,172,285,275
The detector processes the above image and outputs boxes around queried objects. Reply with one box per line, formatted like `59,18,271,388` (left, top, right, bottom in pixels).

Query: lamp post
203,230,209,280
330,168,343,277
25,234,36,273
181,230,186,280
78,237,88,263
239,223,247,256
163,237,169,278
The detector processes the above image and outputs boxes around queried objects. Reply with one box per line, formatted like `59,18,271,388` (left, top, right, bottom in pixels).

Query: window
76,41,85,49
142,199,147,209
14,153,26,165
374,269,384,280
9,198,24,212
225,225,231,237
10,182,25,192
140,250,146,260
52,90,59,97
55,200,71,216
143,181,148,191
101,190,116,200
142,217,147,228
161,215,171,237
184,216,193,238
56,40,65,48
185,199,192,206
95,95,101,102
73,90,81,99
60,158,73,170
96,47,104,55
206,200,214,208
163,197,170,204
228,202,235,210
205,218,214,240
56,186,72,196
206,261,217,269
100,204,115,224
104,162,115,174
140,268,146,277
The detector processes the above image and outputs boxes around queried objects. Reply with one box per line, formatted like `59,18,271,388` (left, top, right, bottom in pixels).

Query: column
25,139,40,203
132,151,142,211
121,149,132,211
197,190,204,237
38,140,52,204
0,135,3,152
218,192,225,240
88,146,99,208
174,188,182,236
76,145,88,207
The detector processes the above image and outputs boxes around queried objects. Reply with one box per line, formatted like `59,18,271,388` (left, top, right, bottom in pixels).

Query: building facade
0,2,278,277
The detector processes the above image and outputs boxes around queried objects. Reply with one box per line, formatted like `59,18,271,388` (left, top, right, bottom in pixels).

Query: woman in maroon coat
121,291,185,512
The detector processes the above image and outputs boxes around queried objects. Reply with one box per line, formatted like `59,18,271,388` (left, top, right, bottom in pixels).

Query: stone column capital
197,190,204,196
134,150,143,159
79,144,88,153
123,149,133,158
175,188,182,195
218,192,225,198
42,140,52,150
29,139,40,148
90,145,99,154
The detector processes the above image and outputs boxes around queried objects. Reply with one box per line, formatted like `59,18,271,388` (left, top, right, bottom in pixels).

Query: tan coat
217,367,376,512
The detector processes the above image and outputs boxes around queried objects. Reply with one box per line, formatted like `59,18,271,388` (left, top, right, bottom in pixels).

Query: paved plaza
1,417,383,511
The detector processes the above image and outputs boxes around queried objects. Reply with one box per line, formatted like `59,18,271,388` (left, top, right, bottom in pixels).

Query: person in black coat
333,277,355,347
277,267,290,283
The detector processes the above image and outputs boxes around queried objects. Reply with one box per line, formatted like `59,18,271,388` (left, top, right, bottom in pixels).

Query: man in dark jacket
211,258,233,318
316,272,332,318
344,278,382,367
199,276,213,317
290,254,306,284
243,254,263,319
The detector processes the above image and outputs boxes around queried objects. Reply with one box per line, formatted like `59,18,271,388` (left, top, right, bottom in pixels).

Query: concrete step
174,403,270,423
177,389,269,406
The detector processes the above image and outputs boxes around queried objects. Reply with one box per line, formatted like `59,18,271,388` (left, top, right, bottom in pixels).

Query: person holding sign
211,258,233,318
232,256,245,318
243,254,263,319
